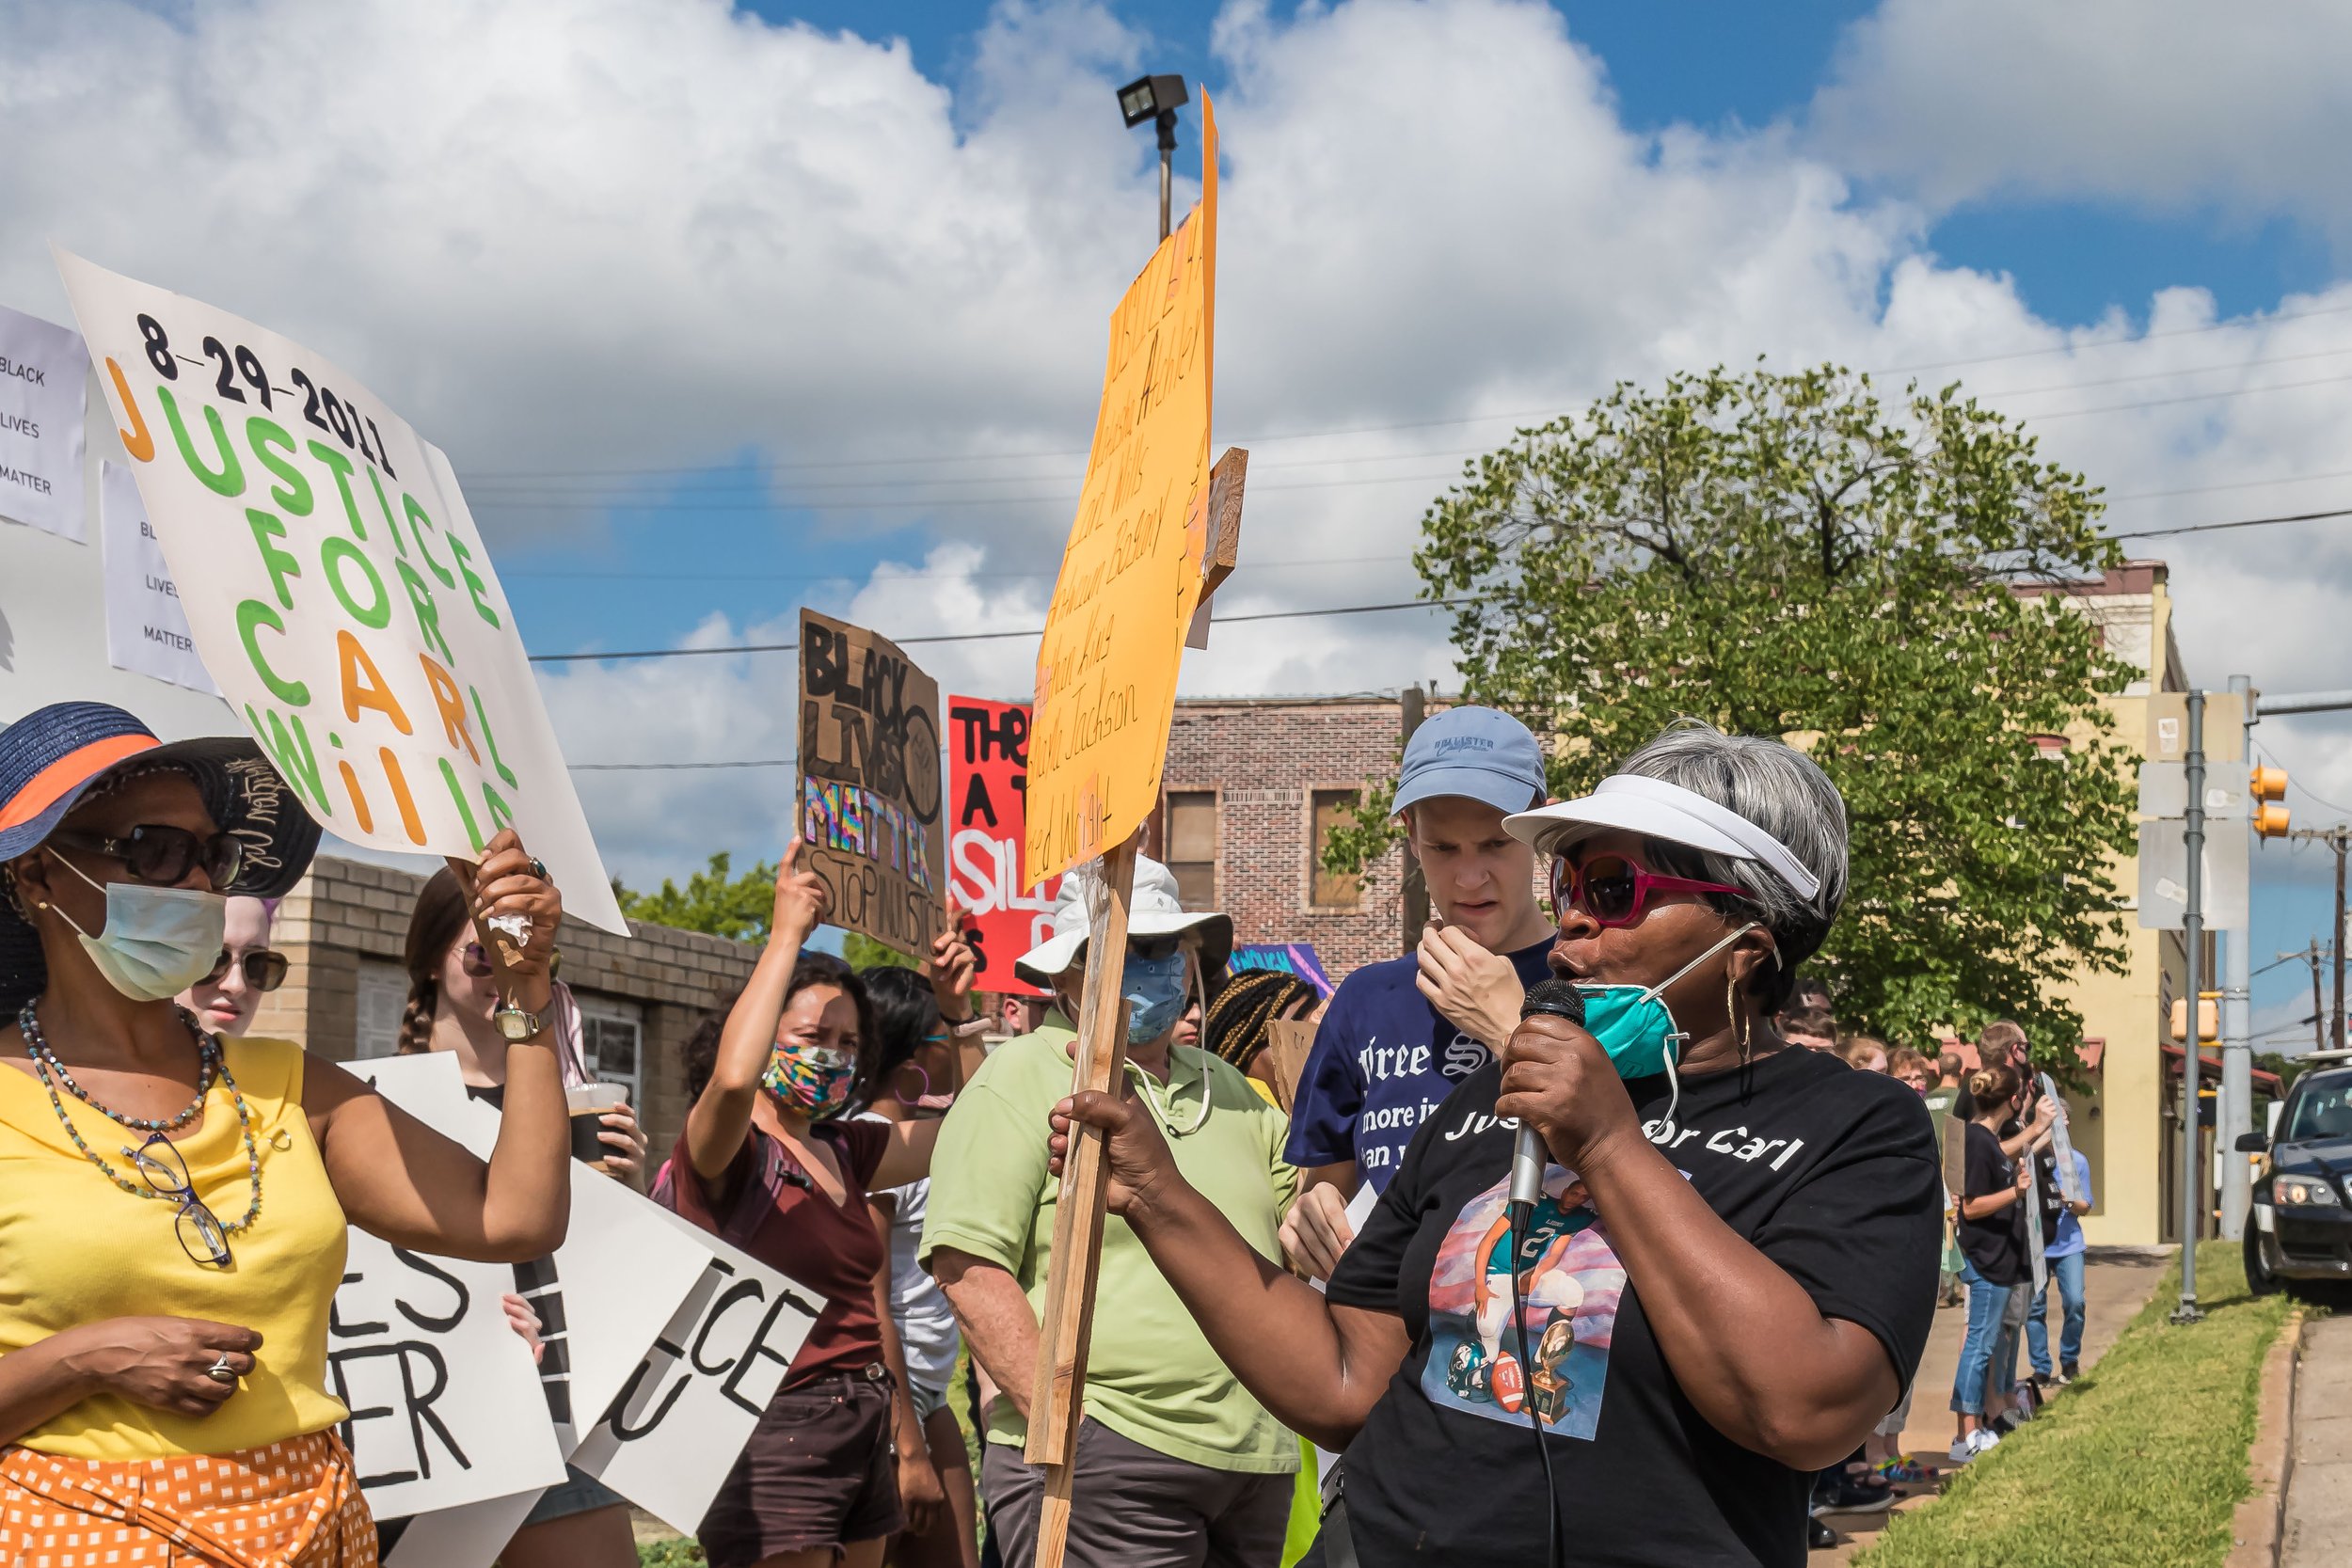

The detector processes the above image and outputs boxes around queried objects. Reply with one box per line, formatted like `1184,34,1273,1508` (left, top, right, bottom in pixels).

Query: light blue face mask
50,852,229,1004
1121,951,1190,1044
1576,922,1758,1117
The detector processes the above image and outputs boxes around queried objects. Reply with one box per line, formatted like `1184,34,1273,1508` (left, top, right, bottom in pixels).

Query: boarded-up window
1311,788,1363,909
1165,791,1218,911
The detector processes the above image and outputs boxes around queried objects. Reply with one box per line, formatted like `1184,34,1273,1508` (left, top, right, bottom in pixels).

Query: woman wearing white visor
1047,723,1941,1567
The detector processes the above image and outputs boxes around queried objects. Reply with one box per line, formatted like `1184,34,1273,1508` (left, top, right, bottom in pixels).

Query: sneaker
2061,1362,2080,1383
1969,1427,2002,1458
1947,1435,1977,1466
1876,1456,1930,1483
1811,1472,1896,1515
1810,1517,1838,1550
2029,1371,2054,1393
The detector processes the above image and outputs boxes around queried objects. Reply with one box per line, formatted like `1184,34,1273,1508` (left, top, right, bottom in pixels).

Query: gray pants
980,1418,1295,1568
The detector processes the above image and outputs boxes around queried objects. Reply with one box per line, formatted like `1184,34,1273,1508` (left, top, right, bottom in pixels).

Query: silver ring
527,856,549,882
206,1353,237,1385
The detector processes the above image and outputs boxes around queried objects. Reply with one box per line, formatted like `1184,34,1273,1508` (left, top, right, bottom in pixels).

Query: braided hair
1203,970,1317,1070
397,867,471,1055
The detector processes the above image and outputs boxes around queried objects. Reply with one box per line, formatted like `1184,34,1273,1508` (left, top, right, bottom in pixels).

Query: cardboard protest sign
947,695,1059,993
572,1202,821,1534
0,301,87,540
798,608,946,956
2041,1071,2089,1204
54,250,626,930
1025,93,1218,885
100,459,216,694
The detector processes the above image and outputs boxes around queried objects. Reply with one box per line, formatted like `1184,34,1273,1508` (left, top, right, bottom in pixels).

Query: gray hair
1617,721,1848,1010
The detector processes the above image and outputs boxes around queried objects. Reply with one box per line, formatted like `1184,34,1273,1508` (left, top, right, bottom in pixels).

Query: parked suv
2244,1061,2352,1295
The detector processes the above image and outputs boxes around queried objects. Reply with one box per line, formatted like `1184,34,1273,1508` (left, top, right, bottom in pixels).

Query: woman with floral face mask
660,841,943,1568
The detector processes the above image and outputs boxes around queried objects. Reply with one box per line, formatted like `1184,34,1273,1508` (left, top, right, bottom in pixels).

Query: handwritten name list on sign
1025,91,1217,886
54,249,625,930
798,608,946,956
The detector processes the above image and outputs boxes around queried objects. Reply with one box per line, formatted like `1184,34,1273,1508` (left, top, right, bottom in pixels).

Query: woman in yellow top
0,701,576,1568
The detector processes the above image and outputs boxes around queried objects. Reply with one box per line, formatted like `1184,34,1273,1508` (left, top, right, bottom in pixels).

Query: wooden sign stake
1025,832,1141,1566
1184,447,1248,650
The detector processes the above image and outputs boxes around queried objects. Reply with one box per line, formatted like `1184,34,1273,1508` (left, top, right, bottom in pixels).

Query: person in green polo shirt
921,855,1299,1568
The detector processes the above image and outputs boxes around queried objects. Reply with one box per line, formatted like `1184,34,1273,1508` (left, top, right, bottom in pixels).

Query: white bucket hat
1503,773,1822,901
1014,854,1235,988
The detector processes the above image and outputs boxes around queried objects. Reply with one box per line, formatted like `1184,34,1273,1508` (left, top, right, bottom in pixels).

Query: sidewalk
1810,1250,2169,1562
2281,1314,2352,1567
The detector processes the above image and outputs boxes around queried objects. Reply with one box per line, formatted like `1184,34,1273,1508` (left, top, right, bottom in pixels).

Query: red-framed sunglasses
1550,851,1748,929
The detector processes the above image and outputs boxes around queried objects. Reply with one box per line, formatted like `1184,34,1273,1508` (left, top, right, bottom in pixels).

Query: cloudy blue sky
7,0,2352,1041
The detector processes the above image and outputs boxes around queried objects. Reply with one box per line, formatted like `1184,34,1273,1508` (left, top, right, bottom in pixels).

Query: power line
505,550,1403,585
573,757,796,771
2113,505,2352,541
529,596,1481,665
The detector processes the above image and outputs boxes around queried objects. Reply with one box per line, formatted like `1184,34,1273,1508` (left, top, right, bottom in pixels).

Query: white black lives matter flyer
101,459,217,693
0,301,87,540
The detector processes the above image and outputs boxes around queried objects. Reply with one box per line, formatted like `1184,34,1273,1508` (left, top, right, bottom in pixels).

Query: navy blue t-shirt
1281,937,1556,1190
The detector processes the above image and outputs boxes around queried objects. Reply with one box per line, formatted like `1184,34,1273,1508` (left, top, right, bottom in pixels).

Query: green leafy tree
612,852,777,943
1343,364,2138,1060
841,933,922,974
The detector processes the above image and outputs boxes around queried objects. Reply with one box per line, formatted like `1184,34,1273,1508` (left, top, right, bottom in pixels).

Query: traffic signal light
2170,990,2221,1043
2251,765,2291,839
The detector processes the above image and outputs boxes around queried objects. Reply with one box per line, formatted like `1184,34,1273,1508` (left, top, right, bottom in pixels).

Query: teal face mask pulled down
1574,923,1758,1084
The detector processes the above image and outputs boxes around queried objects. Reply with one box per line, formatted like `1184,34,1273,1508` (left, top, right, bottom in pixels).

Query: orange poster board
1025,93,1217,887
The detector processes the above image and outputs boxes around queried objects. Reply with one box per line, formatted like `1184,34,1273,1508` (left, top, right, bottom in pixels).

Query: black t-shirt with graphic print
1317,1043,1942,1568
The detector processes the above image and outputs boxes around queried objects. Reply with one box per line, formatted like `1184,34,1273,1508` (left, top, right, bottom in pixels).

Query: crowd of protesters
1,694,2116,1568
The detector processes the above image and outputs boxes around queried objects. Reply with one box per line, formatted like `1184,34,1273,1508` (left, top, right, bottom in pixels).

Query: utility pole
2315,941,2330,1054
2288,826,2352,1051
1401,685,1429,952
2221,676,2255,1241
2173,688,2206,1323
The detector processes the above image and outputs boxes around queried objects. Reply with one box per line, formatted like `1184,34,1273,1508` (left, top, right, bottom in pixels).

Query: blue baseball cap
1391,705,1546,819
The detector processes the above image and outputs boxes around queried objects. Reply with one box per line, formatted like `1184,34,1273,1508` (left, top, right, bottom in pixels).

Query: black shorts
698,1366,904,1566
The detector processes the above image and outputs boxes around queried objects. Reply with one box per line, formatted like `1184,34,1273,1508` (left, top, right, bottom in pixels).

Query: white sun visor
1503,774,1823,902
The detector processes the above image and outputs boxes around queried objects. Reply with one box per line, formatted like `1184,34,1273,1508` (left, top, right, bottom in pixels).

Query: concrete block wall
1163,697,1411,977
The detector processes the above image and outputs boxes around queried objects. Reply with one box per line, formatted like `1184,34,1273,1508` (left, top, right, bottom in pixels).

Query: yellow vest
0,1036,350,1458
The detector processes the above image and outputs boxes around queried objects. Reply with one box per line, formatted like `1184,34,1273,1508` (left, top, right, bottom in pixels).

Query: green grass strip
1854,1242,2292,1568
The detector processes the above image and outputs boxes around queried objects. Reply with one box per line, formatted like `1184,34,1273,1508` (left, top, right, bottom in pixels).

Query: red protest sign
946,696,1060,996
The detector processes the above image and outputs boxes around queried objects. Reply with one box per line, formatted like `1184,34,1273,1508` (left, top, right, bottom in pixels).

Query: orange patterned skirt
0,1432,374,1567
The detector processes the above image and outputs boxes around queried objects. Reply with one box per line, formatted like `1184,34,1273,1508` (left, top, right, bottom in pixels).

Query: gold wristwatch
494,999,550,1042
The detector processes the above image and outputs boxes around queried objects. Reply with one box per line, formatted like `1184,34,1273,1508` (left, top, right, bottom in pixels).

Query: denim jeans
1950,1260,2021,1416
2027,1250,2088,1374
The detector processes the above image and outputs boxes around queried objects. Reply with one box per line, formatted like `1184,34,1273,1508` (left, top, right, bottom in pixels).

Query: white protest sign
54,249,625,930
0,301,87,540
382,1489,544,1568
330,1228,567,1521
2040,1071,2088,1206
101,459,217,694
572,1201,821,1534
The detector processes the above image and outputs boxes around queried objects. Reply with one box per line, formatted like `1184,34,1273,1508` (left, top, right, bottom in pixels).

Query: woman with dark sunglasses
1047,722,1942,1568
177,895,287,1037
0,701,574,1567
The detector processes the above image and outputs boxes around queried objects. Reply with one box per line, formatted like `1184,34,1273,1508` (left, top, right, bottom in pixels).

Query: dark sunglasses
1127,934,1186,961
202,947,289,992
124,1132,234,1269
52,825,244,889
1550,851,1747,930
459,942,494,977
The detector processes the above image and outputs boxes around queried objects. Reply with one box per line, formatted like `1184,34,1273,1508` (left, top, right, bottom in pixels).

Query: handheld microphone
1509,979,1587,1212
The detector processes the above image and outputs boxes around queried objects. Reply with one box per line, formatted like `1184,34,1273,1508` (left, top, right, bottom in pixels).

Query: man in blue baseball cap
1279,705,1556,1279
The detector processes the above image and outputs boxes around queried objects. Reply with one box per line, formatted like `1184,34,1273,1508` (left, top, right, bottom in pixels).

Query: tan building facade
251,855,757,1184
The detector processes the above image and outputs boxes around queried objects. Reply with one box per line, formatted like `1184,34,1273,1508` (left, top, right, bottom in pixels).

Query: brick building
252,855,757,1186
1151,694,1417,978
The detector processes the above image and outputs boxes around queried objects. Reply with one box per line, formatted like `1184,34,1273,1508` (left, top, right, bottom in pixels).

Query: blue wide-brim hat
1,702,322,1014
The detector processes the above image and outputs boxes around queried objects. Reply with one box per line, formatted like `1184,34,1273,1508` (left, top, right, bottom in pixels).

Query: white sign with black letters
0,301,87,540
101,459,217,693
570,1202,820,1534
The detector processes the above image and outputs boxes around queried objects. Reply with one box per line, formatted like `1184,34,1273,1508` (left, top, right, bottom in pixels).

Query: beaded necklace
21,1003,215,1132
15,999,265,1241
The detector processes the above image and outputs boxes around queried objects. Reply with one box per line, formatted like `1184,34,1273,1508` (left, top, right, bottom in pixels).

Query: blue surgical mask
1121,951,1189,1044
50,852,229,1003
1576,923,1758,1116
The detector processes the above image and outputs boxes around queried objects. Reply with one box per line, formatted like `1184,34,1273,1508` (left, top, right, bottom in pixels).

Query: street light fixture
1115,72,1188,241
